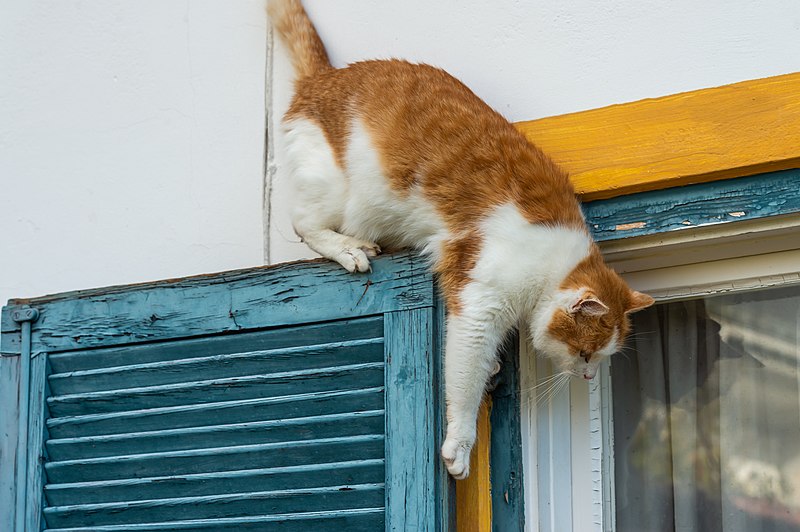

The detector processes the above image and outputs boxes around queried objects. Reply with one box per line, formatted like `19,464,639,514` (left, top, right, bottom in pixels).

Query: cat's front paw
333,241,381,273
335,248,372,273
441,437,472,479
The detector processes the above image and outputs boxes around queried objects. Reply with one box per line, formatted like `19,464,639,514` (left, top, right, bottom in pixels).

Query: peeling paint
614,222,646,231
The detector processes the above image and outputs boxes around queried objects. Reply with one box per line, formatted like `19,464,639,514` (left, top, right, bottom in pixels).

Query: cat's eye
581,352,591,363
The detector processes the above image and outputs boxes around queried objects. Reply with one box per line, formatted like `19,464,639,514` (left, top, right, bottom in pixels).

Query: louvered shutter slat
46,362,385,416
45,459,385,506
46,388,384,440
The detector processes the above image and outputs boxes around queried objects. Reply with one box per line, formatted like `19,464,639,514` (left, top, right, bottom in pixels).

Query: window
613,284,800,531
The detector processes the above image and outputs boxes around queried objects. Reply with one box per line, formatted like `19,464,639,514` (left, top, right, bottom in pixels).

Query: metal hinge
11,307,39,323
1,308,40,357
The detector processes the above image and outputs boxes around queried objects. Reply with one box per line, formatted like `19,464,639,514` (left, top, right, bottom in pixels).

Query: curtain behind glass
612,285,800,532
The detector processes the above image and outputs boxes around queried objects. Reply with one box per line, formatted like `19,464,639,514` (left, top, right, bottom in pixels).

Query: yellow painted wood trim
456,398,492,532
514,72,800,200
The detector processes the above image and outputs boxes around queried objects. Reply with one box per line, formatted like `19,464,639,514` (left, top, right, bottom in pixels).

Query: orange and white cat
269,0,654,479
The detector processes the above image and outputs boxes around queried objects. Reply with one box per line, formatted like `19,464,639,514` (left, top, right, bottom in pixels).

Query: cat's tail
268,0,332,80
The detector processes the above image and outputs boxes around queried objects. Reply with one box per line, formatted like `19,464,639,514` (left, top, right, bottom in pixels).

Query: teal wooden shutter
1,253,452,531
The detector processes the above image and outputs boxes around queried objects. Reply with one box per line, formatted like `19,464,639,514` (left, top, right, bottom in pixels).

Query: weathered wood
48,338,384,395
433,297,456,531
25,351,49,532
583,168,800,241
41,508,386,531
45,459,386,506
14,323,32,532
384,309,438,531
2,252,432,353
47,387,385,439
43,483,385,528
47,363,385,417
45,434,385,484
46,410,385,460
0,320,21,355
0,352,20,532
47,316,384,373
516,72,800,200
489,333,525,531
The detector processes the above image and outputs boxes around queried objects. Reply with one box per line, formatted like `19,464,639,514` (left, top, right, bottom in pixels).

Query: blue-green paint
39,508,387,531
434,298,456,531
45,434,387,484
44,483,386,528
584,168,800,241
47,338,385,395
46,316,385,373
46,410,386,461
14,318,32,532
45,459,386,507
1,253,433,354
9,308,45,532
47,362,386,417
490,333,525,531
384,308,441,531
46,388,385,440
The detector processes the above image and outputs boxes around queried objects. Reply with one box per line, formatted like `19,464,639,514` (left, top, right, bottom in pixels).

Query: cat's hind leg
283,117,381,272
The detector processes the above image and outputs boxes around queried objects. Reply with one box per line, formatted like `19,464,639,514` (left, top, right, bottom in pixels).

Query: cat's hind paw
441,438,471,480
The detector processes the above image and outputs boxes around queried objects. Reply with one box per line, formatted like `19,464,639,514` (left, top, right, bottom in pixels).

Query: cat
268,0,654,479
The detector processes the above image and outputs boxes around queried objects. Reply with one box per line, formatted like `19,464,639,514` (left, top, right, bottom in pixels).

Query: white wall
1,0,268,306
268,0,800,263
3,0,799,303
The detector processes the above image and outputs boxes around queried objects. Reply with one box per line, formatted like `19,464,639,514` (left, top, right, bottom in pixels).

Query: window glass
612,284,800,531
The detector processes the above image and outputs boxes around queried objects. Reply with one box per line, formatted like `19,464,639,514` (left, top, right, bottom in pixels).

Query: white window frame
521,213,800,532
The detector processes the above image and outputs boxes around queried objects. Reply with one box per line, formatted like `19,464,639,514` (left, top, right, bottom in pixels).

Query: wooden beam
456,399,492,532
584,169,800,241
515,72,800,200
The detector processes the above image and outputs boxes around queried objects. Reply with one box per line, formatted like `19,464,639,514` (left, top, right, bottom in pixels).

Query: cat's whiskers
525,372,568,408
538,377,563,407
624,331,656,342
529,371,567,390
535,372,571,407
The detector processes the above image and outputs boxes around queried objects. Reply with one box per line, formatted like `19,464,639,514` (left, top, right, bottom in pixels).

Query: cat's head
530,251,654,380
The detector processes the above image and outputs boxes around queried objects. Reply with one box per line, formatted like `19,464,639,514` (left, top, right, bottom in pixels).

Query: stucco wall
1,1,268,306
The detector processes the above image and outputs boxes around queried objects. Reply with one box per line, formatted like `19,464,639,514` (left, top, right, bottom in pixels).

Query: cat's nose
583,374,593,380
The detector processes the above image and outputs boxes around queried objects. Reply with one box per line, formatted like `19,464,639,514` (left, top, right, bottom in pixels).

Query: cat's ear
626,291,655,314
569,292,610,317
